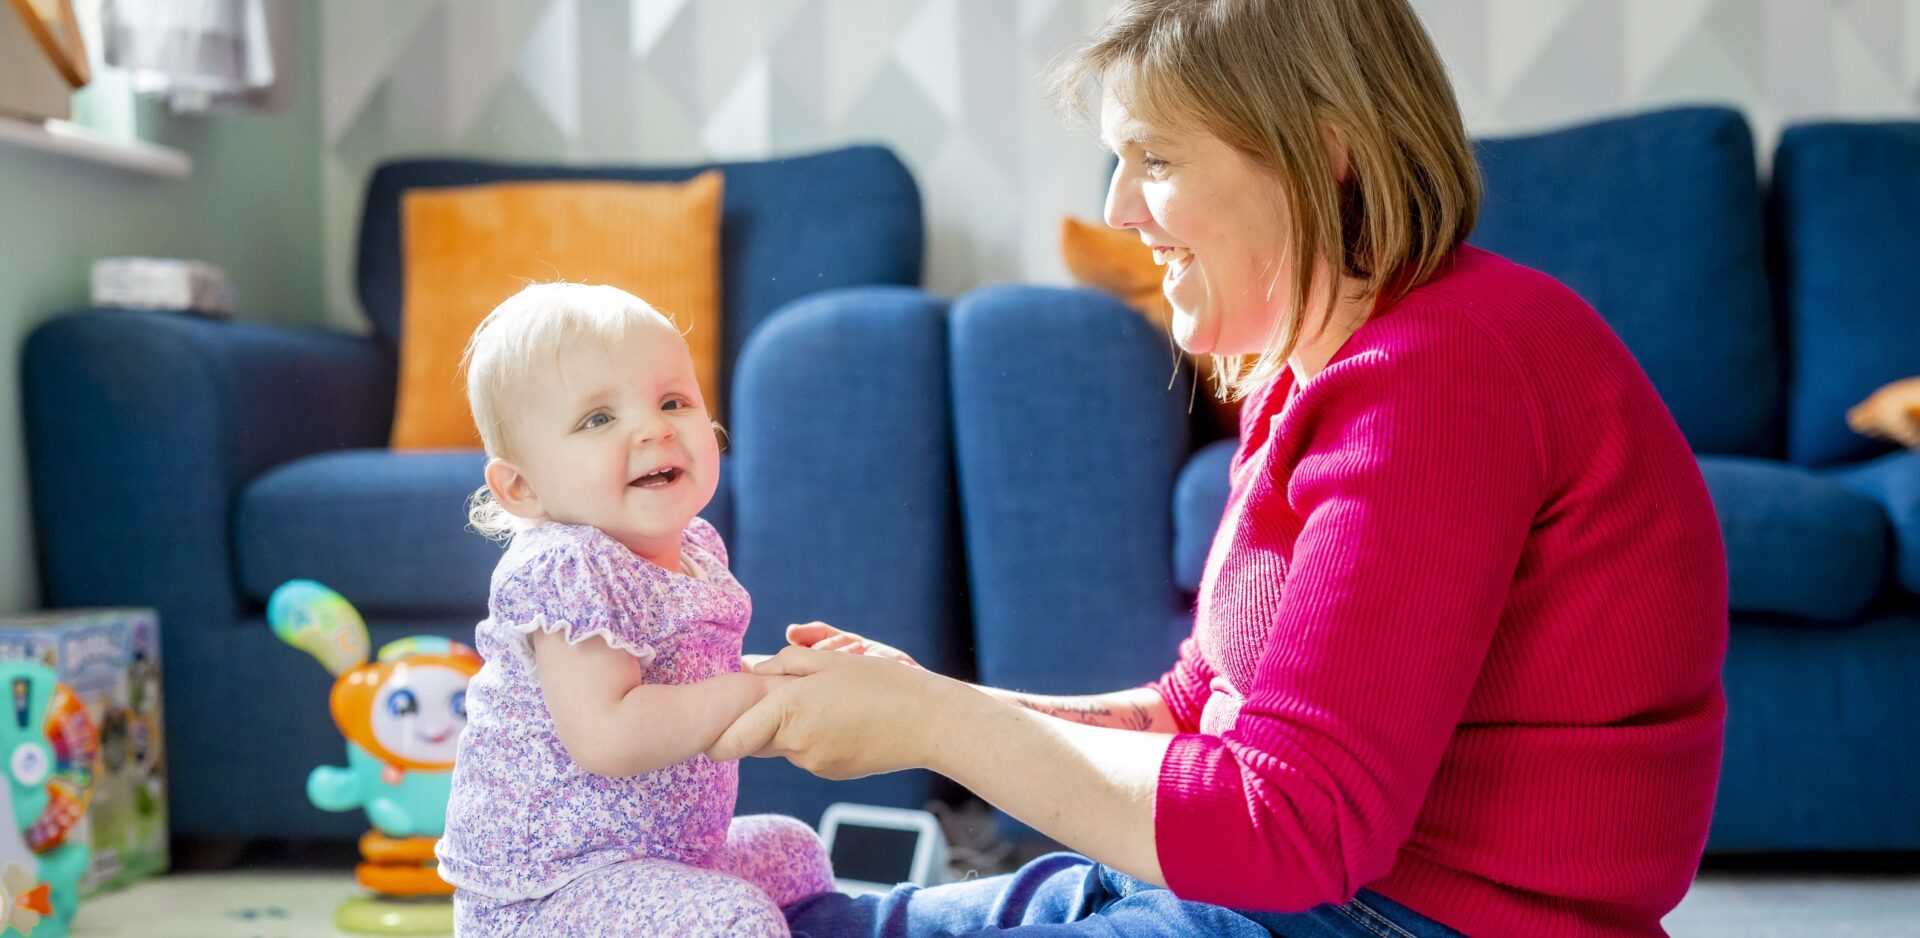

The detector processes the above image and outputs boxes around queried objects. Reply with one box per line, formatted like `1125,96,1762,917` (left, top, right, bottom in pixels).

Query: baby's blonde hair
460,282,676,539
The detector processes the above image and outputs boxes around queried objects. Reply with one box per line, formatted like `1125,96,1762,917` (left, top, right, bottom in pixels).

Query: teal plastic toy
268,581,479,934
0,662,98,937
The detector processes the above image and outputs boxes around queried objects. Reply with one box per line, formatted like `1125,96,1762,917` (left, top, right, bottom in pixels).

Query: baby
436,283,833,936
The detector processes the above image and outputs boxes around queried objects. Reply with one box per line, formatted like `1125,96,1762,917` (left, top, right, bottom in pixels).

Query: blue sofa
948,108,1920,852
22,146,966,839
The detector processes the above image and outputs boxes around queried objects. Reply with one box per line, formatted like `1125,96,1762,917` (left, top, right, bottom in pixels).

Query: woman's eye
1142,156,1169,175
581,412,612,429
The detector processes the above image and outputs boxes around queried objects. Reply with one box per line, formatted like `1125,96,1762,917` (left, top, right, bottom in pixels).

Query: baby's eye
580,412,613,430
661,398,686,412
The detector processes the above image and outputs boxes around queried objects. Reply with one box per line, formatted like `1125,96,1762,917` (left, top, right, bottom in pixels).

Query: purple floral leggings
455,814,834,936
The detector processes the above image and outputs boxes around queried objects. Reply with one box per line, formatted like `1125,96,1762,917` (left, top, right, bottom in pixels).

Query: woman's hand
706,645,966,778
709,646,1173,886
785,621,921,668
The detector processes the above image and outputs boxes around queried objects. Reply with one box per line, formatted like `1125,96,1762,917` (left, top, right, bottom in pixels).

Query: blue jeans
785,852,1467,937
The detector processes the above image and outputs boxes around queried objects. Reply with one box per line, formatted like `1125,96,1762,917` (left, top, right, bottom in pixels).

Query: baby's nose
633,418,675,444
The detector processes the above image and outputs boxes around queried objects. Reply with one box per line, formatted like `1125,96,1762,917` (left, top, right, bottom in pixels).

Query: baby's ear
484,458,545,520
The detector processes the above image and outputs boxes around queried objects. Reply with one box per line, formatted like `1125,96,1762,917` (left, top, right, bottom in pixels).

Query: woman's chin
1170,310,1211,356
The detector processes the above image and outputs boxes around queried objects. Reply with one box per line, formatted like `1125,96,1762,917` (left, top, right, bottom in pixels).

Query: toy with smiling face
268,580,480,931
310,634,476,839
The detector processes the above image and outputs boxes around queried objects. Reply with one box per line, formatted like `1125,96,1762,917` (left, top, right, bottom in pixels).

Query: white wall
315,0,1920,332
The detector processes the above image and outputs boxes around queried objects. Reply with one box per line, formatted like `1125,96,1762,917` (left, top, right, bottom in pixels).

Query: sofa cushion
236,450,733,617
391,172,724,449
1470,107,1778,458
236,450,500,617
1698,456,1889,621
1176,448,1888,621
1830,449,1920,598
1173,440,1237,593
1771,120,1920,466
357,147,922,393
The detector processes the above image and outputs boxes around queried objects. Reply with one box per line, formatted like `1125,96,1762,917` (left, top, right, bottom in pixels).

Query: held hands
784,621,921,668
705,644,964,779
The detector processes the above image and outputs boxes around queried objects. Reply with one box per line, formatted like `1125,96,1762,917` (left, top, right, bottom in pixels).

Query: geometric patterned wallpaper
317,0,1920,331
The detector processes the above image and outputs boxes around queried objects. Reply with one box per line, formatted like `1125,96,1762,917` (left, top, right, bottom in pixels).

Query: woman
711,2,1727,936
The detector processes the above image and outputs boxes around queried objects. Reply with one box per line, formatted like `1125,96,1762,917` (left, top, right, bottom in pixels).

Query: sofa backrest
1470,107,1780,458
355,145,923,386
1770,120,1920,467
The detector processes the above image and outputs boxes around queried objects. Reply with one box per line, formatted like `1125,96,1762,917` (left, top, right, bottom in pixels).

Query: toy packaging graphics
0,660,102,937
0,609,163,908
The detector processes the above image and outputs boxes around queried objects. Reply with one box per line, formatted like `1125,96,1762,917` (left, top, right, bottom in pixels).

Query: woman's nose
1103,163,1146,231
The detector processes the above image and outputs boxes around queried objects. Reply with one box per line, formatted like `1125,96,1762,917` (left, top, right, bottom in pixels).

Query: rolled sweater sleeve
1148,637,1215,734
1154,313,1546,911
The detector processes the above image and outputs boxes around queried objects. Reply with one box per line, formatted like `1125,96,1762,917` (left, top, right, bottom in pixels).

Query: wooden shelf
0,116,190,179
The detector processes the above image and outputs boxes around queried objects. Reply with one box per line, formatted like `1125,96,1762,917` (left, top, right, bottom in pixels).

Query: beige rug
61,870,1920,937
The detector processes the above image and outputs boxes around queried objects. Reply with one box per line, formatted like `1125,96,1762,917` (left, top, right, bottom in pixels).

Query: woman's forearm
977,686,1178,733
928,683,1173,886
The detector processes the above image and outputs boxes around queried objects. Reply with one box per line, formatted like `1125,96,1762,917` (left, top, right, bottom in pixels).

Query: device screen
829,823,921,885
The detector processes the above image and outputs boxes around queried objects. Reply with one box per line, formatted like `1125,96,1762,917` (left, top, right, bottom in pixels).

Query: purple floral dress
438,519,832,936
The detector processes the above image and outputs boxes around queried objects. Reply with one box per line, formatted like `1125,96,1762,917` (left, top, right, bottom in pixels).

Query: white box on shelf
90,257,234,317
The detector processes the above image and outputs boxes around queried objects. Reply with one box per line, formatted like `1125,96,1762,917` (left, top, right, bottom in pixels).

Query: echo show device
817,802,950,896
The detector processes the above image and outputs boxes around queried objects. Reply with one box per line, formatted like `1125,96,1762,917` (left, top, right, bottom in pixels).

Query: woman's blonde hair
460,282,675,539
1048,0,1480,399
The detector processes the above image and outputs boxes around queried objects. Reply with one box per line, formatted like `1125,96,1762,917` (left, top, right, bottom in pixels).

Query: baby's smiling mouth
630,467,684,488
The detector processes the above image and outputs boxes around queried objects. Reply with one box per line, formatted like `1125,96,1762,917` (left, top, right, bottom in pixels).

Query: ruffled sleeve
682,516,730,572
489,525,660,668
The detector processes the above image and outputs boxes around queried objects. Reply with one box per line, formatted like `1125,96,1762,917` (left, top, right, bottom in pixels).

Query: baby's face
509,320,720,565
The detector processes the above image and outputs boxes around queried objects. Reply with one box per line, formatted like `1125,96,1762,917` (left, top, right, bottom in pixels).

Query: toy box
0,609,167,896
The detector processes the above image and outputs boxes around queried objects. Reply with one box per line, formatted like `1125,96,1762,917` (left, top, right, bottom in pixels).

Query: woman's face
1101,92,1294,357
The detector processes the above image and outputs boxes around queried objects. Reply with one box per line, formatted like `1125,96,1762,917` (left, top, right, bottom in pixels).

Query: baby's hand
785,621,922,669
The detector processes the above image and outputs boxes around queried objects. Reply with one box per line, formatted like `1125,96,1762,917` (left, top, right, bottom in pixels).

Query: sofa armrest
1174,440,1239,594
731,286,959,665
729,285,956,824
1833,449,1920,597
950,285,1193,695
23,310,395,612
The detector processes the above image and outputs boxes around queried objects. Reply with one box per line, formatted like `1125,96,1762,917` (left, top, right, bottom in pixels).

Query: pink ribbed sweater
1151,246,1727,937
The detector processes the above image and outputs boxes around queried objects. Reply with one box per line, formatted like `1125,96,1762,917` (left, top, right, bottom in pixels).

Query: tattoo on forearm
1014,697,1157,731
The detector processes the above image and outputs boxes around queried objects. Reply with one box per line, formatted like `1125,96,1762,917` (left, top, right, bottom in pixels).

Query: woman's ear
484,457,545,522
1321,120,1352,184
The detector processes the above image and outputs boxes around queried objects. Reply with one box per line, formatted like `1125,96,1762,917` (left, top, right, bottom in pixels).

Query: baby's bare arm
531,630,788,777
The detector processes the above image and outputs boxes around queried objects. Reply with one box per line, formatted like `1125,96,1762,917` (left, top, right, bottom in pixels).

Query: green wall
0,18,324,612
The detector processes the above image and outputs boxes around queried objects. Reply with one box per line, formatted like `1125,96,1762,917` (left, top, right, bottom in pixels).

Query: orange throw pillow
1059,216,1240,428
390,172,724,450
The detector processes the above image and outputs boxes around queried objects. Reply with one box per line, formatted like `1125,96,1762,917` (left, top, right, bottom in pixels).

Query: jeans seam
1334,901,1396,938
1347,895,1423,938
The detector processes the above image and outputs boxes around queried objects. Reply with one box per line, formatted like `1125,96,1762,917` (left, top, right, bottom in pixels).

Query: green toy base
333,896,454,935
